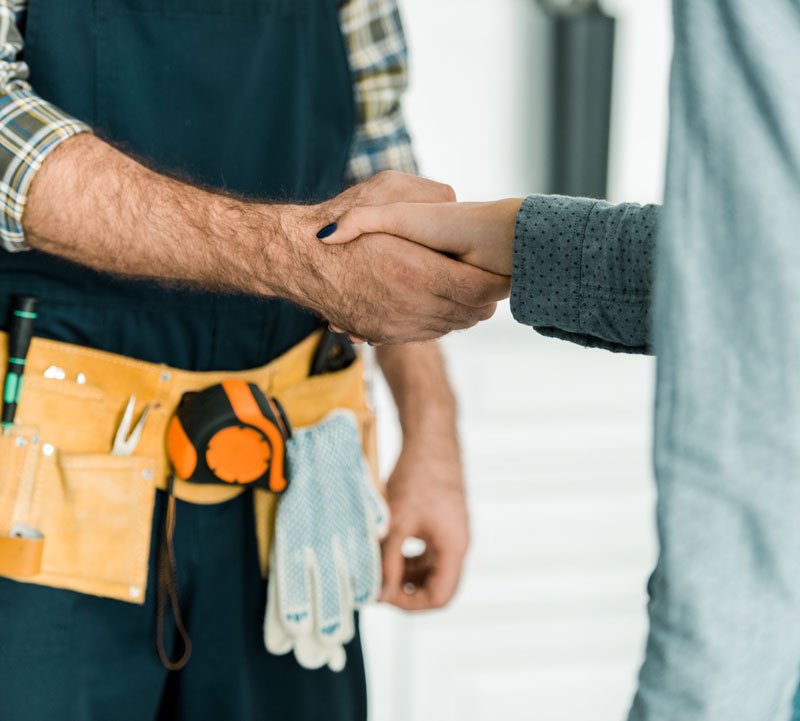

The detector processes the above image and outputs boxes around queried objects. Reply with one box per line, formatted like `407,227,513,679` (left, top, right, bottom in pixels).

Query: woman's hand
318,198,524,277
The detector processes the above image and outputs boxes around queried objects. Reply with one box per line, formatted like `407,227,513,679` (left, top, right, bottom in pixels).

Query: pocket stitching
25,377,106,402
32,453,156,594
0,436,25,533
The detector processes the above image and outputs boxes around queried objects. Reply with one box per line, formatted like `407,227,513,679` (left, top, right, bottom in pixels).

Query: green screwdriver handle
2,296,39,429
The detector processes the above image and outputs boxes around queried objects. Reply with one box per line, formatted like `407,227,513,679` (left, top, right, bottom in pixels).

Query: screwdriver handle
2,296,39,428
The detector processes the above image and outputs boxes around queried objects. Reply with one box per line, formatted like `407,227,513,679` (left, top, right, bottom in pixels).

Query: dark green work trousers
0,492,366,721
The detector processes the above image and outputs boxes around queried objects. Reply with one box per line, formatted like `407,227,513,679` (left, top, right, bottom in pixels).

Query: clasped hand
322,195,520,278
292,172,520,345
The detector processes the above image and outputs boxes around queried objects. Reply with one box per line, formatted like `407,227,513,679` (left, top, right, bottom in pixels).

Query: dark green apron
0,2,368,719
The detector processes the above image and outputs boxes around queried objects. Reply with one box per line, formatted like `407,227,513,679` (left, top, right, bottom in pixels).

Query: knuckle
429,262,455,297
446,314,477,331
443,310,467,328
394,596,415,612
495,278,512,299
395,295,416,318
479,303,497,321
387,511,412,531
375,170,400,187
438,183,457,202
452,276,484,307
361,171,394,202
469,287,492,307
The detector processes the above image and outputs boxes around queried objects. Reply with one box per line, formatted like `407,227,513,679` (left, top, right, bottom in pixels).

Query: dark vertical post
551,4,616,198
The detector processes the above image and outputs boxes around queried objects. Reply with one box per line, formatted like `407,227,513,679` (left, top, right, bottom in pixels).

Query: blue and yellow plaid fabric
0,0,417,251
340,0,418,184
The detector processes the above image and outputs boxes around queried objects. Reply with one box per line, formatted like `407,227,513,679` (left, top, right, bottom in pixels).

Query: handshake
278,171,521,345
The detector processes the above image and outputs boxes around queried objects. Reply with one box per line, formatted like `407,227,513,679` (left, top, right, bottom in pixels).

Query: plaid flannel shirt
0,0,417,251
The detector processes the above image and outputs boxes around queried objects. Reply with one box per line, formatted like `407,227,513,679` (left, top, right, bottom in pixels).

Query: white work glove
264,410,389,672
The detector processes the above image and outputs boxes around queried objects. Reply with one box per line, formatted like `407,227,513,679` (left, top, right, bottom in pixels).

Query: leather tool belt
0,329,377,604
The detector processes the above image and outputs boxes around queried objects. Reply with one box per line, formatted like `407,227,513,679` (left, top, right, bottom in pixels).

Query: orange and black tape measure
166,379,291,493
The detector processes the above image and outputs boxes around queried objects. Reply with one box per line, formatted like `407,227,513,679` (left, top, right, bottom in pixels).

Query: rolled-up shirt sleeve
510,194,660,354
339,0,418,181
0,0,90,251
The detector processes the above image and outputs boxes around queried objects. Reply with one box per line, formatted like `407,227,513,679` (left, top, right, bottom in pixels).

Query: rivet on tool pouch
167,378,291,491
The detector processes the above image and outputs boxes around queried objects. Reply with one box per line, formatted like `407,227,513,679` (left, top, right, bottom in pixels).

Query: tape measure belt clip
166,380,291,493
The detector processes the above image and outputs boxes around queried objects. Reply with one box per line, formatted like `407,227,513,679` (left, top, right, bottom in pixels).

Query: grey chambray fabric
510,194,659,354
633,2,800,719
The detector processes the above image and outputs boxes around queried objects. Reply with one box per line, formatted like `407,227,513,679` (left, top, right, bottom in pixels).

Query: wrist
261,202,334,309
490,198,523,276
399,392,459,449
201,199,278,296
401,425,461,464
246,202,298,298
398,421,463,490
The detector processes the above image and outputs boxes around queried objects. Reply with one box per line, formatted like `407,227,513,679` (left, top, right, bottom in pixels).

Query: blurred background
361,1,672,719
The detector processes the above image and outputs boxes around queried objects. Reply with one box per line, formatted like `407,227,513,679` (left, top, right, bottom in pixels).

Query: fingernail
316,222,338,239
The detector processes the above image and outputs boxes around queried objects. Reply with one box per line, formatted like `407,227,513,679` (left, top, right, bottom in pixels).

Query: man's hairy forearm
23,133,290,296
21,141,504,344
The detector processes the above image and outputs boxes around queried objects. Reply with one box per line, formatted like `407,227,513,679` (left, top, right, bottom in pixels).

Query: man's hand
319,199,524,277
380,437,469,610
376,343,469,612
273,176,512,344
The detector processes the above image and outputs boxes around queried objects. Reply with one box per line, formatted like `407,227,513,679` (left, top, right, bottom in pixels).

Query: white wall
401,0,553,201
604,0,672,203
362,2,673,720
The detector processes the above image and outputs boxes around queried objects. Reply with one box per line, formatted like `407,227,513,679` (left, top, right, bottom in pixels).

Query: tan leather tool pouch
0,425,45,579
0,377,157,604
276,357,378,479
0,330,376,604
35,452,156,602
